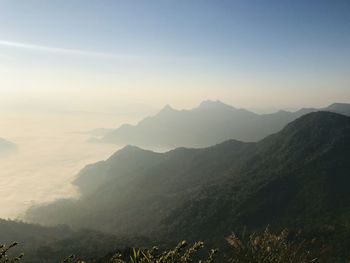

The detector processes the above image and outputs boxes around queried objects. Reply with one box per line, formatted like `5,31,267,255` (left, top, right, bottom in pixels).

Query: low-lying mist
0,110,139,219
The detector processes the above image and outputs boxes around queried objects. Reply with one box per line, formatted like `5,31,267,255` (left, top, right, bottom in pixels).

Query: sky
0,0,349,111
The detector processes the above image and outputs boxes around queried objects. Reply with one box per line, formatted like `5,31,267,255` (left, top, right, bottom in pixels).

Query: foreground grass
0,229,342,262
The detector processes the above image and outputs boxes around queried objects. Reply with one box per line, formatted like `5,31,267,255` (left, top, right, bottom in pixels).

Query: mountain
98,101,350,148
324,102,350,116
0,137,17,157
25,111,350,253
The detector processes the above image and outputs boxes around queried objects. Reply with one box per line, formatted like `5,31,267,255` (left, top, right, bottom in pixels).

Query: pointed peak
159,104,175,113
198,100,233,109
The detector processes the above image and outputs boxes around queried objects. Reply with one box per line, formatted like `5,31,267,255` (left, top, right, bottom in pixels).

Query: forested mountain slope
26,112,350,250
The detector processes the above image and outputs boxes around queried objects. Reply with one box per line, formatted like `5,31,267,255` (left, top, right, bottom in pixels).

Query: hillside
97,101,350,148
25,111,350,253
0,219,148,263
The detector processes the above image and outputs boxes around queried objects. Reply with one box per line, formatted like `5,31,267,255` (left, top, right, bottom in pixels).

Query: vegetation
2,228,347,262
0,219,149,263
67,241,217,263
226,228,329,263
25,112,350,248
0,242,23,262
18,112,350,262
8,112,349,261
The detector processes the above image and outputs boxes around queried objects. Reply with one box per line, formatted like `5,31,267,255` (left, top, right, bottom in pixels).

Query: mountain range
98,101,350,148
25,111,350,254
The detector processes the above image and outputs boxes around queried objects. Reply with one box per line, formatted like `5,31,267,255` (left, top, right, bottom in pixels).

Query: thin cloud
0,40,131,59
0,40,196,63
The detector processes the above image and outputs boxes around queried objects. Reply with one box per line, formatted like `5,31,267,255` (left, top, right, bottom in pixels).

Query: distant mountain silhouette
25,112,350,249
324,102,350,116
0,137,17,157
98,101,350,148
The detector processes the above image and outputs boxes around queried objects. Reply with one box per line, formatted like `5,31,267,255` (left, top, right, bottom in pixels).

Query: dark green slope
0,219,148,263
25,112,350,247
74,145,163,195
240,112,350,225
165,112,350,242
26,140,255,235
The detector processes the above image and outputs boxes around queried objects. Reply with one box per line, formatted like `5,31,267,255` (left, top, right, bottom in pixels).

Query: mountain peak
198,100,234,109
120,144,143,152
282,111,350,137
257,111,350,168
295,110,348,122
325,102,350,111
159,104,175,113
107,144,148,161
327,102,350,107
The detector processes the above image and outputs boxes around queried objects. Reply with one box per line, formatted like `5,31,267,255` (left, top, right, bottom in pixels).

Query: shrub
63,240,217,263
2,228,344,262
226,228,330,263
0,242,23,262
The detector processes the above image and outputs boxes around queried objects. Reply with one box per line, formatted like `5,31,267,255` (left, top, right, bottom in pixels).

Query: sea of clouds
0,111,135,219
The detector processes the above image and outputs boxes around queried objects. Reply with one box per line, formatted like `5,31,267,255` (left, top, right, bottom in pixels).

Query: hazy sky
0,0,349,111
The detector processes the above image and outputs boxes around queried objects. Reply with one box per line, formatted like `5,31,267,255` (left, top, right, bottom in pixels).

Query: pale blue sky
0,0,349,111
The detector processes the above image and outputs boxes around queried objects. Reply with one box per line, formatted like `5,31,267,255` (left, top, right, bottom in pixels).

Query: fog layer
0,111,137,218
